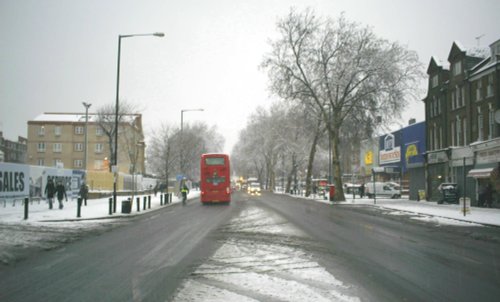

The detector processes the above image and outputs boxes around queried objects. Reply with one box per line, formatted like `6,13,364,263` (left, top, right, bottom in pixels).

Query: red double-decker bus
200,153,231,204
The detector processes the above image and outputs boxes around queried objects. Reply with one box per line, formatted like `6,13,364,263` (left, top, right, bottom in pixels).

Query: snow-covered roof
33,113,96,123
466,46,489,58
31,112,140,123
453,40,466,52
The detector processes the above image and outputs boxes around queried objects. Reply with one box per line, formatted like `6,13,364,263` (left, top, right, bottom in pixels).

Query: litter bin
121,198,132,214
328,184,335,201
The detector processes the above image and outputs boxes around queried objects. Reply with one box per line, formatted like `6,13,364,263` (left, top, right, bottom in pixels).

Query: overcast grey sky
1,0,500,153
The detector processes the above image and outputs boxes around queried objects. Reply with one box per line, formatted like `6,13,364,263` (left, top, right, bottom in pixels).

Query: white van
364,182,401,199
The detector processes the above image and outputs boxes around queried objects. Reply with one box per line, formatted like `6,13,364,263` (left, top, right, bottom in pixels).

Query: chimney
408,118,416,125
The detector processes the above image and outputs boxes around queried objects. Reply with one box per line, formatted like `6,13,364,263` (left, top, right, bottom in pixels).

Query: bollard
109,197,113,215
148,195,151,209
160,194,163,205
143,196,147,210
24,197,29,220
136,197,140,212
77,197,82,218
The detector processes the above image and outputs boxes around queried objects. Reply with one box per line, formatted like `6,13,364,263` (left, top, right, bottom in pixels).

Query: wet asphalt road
1,191,500,301
260,192,500,302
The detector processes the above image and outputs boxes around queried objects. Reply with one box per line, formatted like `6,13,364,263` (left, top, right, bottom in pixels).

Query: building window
478,112,484,141
431,75,438,88
94,159,103,170
438,97,442,114
75,126,84,135
453,61,462,76
451,90,456,110
463,118,467,145
430,99,434,118
487,75,494,97
439,126,443,149
433,97,438,117
74,143,84,151
489,106,495,140
96,127,104,136
53,143,62,153
74,159,83,168
451,122,456,146
54,126,62,136
37,142,46,152
476,81,482,101
456,117,462,146
38,126,45,136
37,159,44,166
432,124,437,151
95,143,104,153
460,86,465,107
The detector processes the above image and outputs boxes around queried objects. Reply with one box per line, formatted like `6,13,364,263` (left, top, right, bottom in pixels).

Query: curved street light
113,32,164,209
82,102,92,173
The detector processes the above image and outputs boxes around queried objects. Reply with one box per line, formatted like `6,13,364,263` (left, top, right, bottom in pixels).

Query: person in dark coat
55,180,67,209
359,183,365,198
44,179,56,209
79,182,89,206
484,183,493,208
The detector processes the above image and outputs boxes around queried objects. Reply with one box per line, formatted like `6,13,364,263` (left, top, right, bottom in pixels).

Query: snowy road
171,206,361,302
1,192,500,301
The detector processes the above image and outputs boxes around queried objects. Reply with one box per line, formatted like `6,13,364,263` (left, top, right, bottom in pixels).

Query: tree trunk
331,128,345,201
305,118,322,197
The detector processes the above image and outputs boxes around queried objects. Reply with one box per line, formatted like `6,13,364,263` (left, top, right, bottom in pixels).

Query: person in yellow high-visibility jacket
181,183,189,205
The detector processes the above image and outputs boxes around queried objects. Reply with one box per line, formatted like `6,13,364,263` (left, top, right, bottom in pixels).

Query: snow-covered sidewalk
1,191,499,227
0,191,200,223
295,194,500,227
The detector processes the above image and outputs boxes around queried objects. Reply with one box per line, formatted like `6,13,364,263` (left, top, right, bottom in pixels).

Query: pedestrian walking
359,183,365,198
79,182,89,206
484,183,493,208
55,180,67,209
154,183,158,196
44,179,56,209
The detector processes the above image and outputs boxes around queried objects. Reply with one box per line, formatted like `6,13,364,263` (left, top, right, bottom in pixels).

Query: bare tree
262,9,423,201
231,102,312,192
148,121,225,188
147,124,178,193
95,101,137,171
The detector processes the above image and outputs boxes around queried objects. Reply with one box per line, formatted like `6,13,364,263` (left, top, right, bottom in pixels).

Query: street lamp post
113,32,164,206
82,102,92,173
180,108,204,176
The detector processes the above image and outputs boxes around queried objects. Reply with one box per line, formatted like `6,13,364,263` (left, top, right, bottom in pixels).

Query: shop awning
467,168,494,178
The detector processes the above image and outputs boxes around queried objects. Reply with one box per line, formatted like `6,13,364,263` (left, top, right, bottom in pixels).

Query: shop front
469,138,500,207
425,149,449,202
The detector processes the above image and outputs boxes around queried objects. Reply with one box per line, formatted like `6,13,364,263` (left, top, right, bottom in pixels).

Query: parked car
365,182,401,199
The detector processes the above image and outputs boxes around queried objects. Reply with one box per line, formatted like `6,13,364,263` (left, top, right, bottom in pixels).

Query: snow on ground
300,194,500,227
171,207,361,302
0,191,196,223
0,192,198,265
2,190,498,227
2,190,499,298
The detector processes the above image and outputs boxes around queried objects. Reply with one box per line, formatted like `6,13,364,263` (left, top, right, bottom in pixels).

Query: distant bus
200,153,231,204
